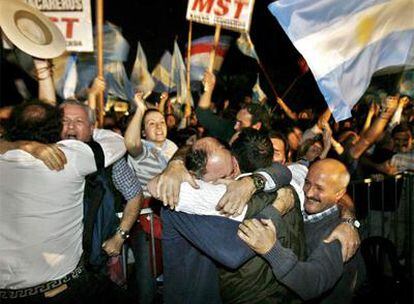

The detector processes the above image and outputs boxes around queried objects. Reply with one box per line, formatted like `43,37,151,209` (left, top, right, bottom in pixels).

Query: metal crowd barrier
349,171,414,279
119,207,157,281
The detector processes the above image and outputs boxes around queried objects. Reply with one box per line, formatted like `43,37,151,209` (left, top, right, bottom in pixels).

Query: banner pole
96,0,104,127
185,21,193,120
186,21,192,95
208,25,221,73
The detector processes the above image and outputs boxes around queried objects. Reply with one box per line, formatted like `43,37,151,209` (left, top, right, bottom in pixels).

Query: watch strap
116,227,130,239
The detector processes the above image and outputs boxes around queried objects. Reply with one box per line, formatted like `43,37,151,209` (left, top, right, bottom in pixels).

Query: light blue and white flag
252,74,267,103
269,0,414,121
171,41,193,105
237,33,259,61
152,51,176,93
56,53,78,99
130,42,155,96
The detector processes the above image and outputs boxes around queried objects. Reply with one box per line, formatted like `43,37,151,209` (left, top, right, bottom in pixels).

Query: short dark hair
4,100,62,144
185,148,208,179
391,123,412,137
268,130,290,159
244,104,270,130
231,128,274,173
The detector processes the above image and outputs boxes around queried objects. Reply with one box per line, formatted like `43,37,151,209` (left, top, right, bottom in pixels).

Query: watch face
253,174,265,190
354,220,361,228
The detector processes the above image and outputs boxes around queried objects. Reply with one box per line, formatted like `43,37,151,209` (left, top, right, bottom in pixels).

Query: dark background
0,0,335,112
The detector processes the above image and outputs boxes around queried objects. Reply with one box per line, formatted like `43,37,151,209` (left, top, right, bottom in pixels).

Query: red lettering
191,0,214,13
234,0,247,19
48,17,58,22
214,0,230,16
61,18,79,39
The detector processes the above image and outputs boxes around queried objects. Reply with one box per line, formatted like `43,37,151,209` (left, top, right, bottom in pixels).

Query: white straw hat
0,0,65,59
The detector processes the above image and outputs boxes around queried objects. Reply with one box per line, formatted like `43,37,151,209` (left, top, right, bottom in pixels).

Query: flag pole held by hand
208,25,221,73
96,0,104,127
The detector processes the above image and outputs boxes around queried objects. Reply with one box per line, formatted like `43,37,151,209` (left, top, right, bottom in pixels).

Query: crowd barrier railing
349,172,413,279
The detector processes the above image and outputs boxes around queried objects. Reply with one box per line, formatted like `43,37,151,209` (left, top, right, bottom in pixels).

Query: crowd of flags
41,1,414,120
54,23,267,107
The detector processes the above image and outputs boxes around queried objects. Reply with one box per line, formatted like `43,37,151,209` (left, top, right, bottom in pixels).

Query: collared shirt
0,129,125,289
302,205,339,223
128,139,177,197
112,157,143,201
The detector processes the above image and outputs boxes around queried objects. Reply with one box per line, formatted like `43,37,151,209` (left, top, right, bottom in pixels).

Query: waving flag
252,74,267,103
186,35,232,81
56,53,78,99
130,42,155,96
74,22,132,100
269,0,414,121
237,33,259,61
152,51,175,93
399,69,414,98
105,61,134,102
171,41,193,105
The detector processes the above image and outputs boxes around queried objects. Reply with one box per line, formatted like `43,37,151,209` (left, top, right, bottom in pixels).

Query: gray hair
59,99,96,125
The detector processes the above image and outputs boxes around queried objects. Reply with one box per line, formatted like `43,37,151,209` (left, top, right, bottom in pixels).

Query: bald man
238,159,365,304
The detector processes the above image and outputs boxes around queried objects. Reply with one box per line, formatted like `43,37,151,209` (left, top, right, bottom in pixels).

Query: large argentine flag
269,0,414,121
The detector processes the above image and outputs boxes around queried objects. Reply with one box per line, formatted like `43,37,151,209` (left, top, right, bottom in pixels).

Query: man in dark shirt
239,159,364,303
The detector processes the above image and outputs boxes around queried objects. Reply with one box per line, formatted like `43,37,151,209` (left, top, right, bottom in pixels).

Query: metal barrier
119,207,157,281
349,172,414,279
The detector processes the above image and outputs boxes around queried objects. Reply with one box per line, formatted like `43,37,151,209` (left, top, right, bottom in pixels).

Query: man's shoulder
57,140,94,155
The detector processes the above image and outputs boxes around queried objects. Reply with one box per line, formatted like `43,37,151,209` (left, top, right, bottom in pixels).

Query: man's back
219,190,305,304
0,140,96,289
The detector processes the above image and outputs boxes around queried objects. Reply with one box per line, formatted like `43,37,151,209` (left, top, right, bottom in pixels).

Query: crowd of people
0,53,413,304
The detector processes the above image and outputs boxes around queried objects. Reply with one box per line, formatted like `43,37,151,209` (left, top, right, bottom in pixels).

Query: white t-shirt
0,129,125,289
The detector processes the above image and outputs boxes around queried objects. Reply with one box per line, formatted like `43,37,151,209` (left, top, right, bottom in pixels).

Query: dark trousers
129,223,157,304
2,271,132,304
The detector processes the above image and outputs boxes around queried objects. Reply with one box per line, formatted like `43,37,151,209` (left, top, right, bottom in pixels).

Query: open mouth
66,134,77,139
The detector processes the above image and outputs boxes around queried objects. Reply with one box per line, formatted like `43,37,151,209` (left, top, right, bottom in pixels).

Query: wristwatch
251,174,266,192
116,227,130,240
341,218,361,229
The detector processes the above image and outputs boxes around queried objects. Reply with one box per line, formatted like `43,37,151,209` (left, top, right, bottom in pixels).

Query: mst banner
25,0,93,52
186,0,255,32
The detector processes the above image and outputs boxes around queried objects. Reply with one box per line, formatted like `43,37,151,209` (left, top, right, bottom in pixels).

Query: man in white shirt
0,101,128,303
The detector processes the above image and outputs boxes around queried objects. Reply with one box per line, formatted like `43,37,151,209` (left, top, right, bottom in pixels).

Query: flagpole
96,0,104,127
281,74,302,99
185,21,193,122
257,60,279,99
208,25,221,73
186,21,192,92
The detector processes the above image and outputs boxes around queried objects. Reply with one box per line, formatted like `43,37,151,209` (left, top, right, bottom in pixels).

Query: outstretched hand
89,77,106,96
134,91,147,114
147,160,199,209
324,222,360,262
215,177,255,217
238,218,277,255
22,142,67,171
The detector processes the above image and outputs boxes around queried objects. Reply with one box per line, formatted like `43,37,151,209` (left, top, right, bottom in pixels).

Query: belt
0,263,85,299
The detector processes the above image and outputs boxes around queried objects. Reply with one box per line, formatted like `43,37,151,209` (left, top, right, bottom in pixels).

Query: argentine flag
269,0,414,121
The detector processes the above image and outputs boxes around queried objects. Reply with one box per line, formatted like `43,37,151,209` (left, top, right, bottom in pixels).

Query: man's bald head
303,158,350,214
186,137,239,182
311,159,350,191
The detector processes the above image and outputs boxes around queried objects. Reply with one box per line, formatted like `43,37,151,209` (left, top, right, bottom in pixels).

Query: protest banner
186,0,255,78
186,0,255,33
25,0,93,52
